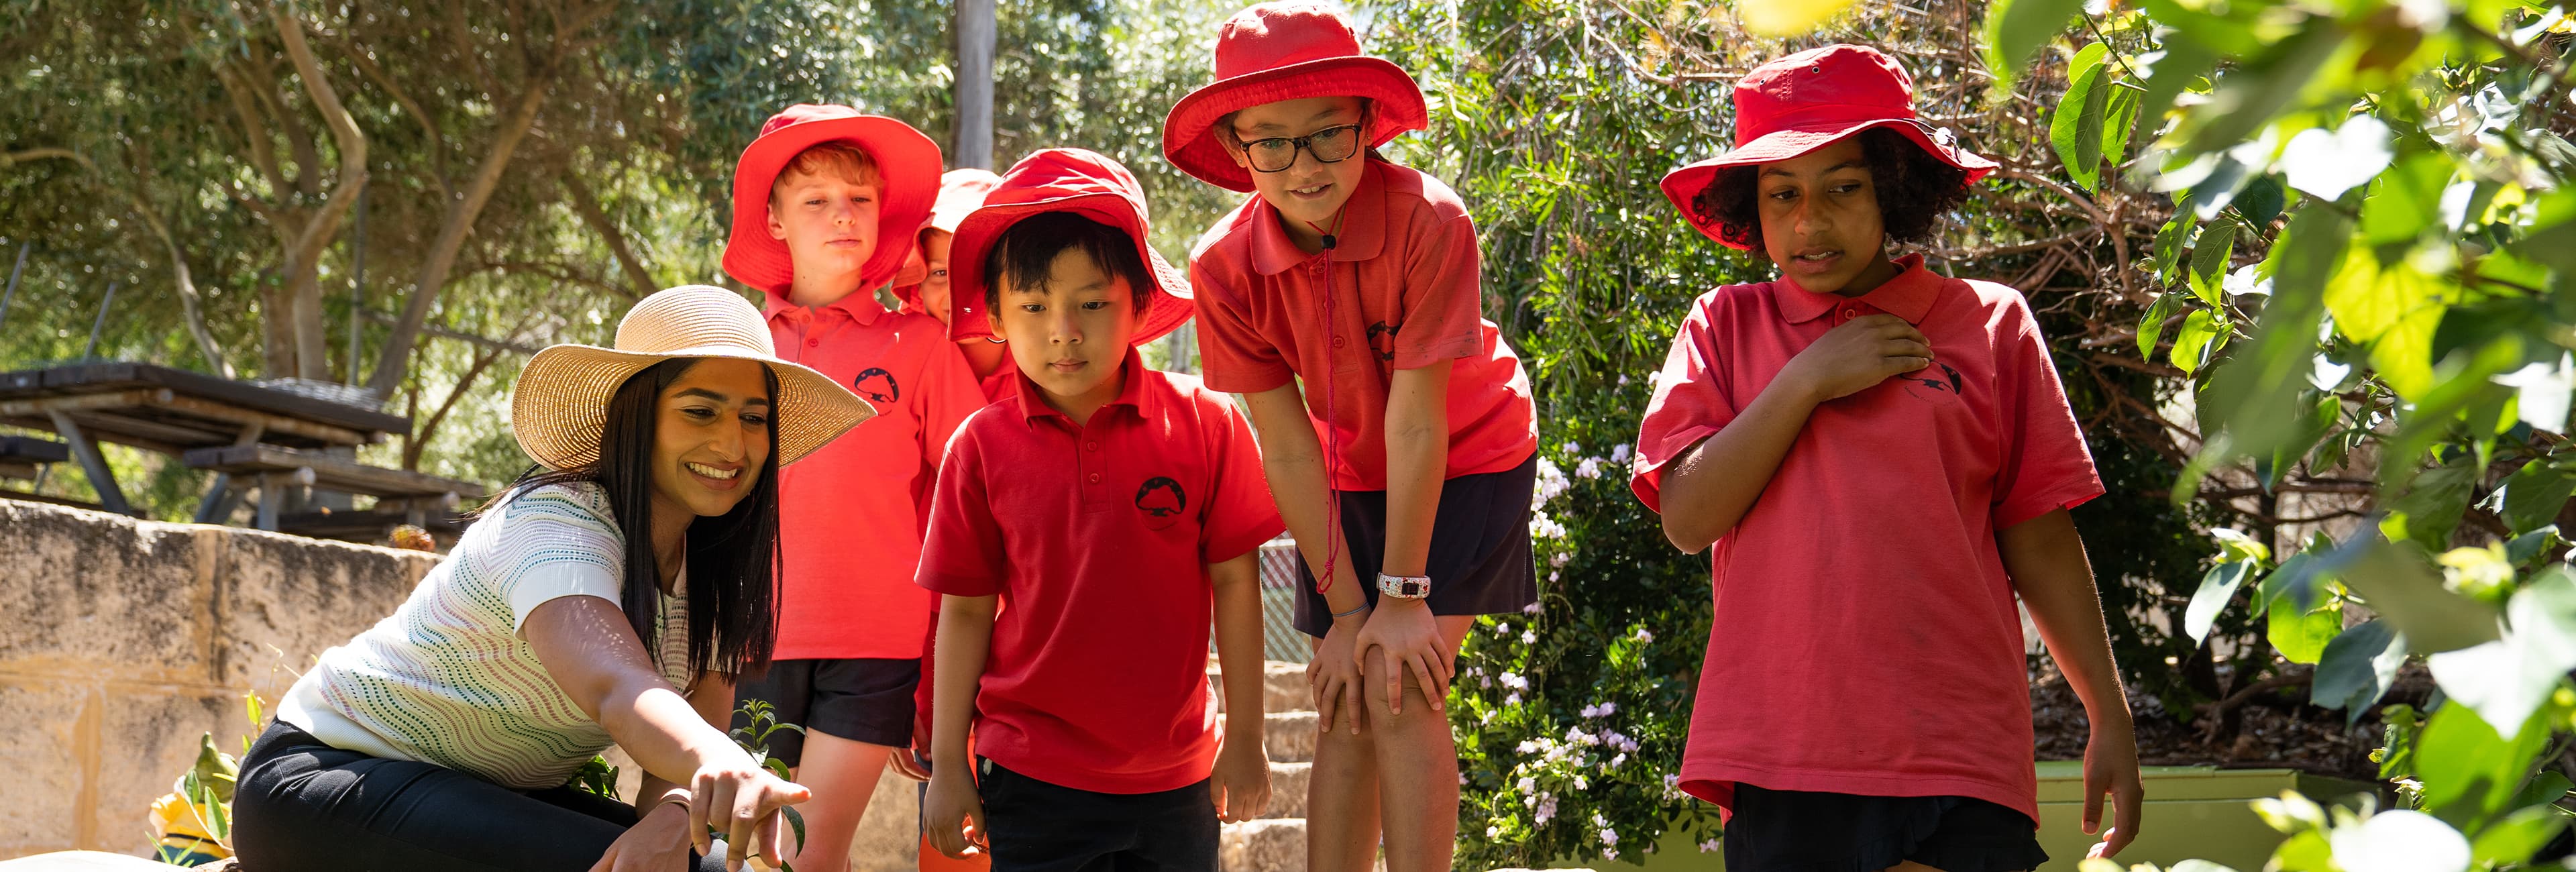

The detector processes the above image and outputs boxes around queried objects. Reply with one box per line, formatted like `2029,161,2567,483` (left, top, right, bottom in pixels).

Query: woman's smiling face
648,358,774,522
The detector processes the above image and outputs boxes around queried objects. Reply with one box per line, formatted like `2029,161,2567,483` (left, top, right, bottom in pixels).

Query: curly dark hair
1690,126,1973,256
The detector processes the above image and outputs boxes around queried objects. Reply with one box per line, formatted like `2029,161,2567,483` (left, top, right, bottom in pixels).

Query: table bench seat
180,444,488,500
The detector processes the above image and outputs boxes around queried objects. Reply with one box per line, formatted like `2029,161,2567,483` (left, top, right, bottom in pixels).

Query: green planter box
1552,763,2381,872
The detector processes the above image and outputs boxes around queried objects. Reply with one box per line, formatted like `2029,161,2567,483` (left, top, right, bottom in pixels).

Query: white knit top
278,482,696,790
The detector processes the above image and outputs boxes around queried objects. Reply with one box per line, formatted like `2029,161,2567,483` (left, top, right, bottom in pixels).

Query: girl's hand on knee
922,768,988,859
588,798,692,872
1354,598,1450,716
1311,614,1367,735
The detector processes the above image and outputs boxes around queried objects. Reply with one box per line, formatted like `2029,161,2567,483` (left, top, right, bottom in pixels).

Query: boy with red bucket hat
720,104,989,872
1163,3,1538,869
1630,45,2144,869
914,148,1281,869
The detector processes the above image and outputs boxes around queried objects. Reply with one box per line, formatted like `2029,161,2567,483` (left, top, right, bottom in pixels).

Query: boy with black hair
916,148,1279,870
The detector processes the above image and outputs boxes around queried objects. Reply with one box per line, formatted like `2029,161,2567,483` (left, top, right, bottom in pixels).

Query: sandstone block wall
0,500,437,858
0,500,927,867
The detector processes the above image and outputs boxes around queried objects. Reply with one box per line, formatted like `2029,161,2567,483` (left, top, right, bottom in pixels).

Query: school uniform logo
853,368,900,404
1898,361,1966,404
1366,320,1401,362
1135,476,1187,531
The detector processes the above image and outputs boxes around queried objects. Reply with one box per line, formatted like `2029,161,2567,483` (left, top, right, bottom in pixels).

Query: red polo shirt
916,351,1284,794
1628,256,2102,824
765,289,988,660
1190,159,1536,491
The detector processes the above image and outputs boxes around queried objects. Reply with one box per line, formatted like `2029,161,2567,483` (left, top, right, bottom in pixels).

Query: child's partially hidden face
990,246,1140,416
766,145,882,300
918,228,955,325
1226,96,1371,244
1752,136,1900,297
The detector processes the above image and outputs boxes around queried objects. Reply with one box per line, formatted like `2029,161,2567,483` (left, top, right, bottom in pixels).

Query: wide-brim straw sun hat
946,148,1195,345
1161,1,1430,193
721,105,944,295
512,285,874,471
1659,44,1996,250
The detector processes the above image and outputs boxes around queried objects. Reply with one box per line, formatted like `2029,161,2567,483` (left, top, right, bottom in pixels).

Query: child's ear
767,206,790,241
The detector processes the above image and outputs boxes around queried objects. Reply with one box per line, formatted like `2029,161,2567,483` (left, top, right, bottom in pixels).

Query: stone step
1219,817,1305,872
1261,760,1310,819
1263,710,1317,762
1209,660,1315,716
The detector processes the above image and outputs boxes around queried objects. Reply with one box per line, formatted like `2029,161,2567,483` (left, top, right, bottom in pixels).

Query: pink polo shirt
1191,159,1536,491
765,290,988,661
917,351,1284,793
1629,255,2102,824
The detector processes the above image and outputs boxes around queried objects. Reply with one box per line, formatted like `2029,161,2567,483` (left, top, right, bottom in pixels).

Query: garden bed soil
2027,660,2436,781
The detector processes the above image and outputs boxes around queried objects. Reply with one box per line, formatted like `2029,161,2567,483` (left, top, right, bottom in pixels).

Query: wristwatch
1377,571,1431,600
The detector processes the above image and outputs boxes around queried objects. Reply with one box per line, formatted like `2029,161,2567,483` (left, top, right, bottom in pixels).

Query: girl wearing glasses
1161,3,1538,870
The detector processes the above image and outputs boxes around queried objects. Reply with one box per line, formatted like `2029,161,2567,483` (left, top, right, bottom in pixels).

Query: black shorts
1723,783,2049,872
1291,453,1540,637
731,657,920,763
975,758,1217,872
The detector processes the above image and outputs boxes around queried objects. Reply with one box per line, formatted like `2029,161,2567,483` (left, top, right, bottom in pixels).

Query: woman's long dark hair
505,357,782,679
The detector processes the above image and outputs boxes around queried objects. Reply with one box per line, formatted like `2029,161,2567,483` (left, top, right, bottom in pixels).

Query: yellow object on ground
148,790,229,865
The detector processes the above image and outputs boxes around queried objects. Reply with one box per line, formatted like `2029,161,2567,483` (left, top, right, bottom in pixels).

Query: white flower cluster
1532,457,1570,510
1579,701,1617,718
1529,513,1569,539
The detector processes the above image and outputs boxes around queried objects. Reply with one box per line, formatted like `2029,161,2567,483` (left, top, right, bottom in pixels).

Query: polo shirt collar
761,286,888,327
1246,159,1391,276
1011,346,1151,427
1772,253,1942,325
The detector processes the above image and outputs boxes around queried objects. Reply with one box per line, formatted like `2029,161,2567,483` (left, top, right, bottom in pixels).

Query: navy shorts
1291,453,1540,637
1722,783,2049,872
731,657,920,763
975,758,1218,872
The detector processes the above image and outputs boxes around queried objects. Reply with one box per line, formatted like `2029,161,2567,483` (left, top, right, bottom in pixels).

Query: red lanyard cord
1305,207,1349,596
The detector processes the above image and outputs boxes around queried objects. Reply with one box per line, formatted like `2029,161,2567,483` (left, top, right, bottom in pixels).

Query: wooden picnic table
0,362,486,531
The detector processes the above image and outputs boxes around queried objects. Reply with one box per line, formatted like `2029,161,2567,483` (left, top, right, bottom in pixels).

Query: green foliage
2011,0,2576,865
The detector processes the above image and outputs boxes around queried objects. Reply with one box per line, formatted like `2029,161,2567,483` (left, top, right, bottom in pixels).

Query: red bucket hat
1161,1,1429,193
722,105,943,295
892,168,1008,312
948,148,1194,345
1660,44,1994,250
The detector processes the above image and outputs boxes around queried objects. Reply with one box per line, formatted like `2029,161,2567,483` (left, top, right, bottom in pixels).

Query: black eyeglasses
1235,123,1366,173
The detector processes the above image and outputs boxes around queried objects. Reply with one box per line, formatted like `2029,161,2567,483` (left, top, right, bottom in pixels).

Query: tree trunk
366,81,551,398
561,170,656,297
955,0,996,169
270,1,369,382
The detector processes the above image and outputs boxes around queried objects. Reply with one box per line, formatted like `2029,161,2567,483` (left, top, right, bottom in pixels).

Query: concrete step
1210,660,1314,715
1264,710,1317,762
1219,817,1305,872
1261,760,1310,819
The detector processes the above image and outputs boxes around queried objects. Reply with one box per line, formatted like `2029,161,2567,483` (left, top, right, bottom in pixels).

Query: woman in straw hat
233,285,875,872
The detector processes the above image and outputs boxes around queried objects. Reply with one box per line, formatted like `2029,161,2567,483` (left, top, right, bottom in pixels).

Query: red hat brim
1163,56,1428,193
947,193,1195,346
1660,119,1995,250
722,114,943,295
